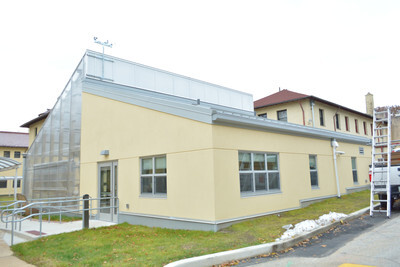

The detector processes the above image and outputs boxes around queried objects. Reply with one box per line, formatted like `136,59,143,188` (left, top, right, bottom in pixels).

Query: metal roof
0,131,29,147
84,78,371,146
0,157,21,172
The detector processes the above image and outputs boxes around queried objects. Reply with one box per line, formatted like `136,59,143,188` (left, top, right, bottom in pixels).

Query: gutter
212,111,371,145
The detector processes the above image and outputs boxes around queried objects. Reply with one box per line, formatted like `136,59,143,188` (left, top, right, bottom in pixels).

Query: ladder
370,107,392,217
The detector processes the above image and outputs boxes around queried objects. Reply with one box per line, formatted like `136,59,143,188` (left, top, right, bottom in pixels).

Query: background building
254,89,373,137
0,131,28,196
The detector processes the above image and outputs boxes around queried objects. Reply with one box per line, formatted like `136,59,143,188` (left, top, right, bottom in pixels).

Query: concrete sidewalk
0,218,115,266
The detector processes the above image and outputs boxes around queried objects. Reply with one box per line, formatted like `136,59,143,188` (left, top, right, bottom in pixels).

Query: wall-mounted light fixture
100,150,109,156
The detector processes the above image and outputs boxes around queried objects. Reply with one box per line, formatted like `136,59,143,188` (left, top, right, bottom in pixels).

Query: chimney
365,92,374,115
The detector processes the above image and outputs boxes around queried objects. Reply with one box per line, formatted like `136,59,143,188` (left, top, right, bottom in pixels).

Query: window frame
0,180,7,188
319,109,325,126
3,151,10,158
345,116,350,131
351,157,358,183
238,151,281,196
363,121,367,135
309,155,319,188
335,114,340,130
277,110,287,122
355,119,359,133
14,151,21,158
140,155,167,198
258,113,267,118
13,180,21,188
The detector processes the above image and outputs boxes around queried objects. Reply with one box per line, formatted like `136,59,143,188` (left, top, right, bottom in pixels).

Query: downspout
310,99,315,127
299,101,305,125
331,139,341,198
14,167,19,201
22,153,27,196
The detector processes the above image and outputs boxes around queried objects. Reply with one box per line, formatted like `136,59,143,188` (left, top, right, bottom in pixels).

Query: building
254,89,373,137
21,109,50,147
23,50,371,231
0,131,28,196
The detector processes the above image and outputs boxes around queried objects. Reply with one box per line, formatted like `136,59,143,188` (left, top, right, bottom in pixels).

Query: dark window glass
277,110,287,122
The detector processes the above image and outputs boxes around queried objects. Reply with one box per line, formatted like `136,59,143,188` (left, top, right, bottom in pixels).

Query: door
98,161,118,221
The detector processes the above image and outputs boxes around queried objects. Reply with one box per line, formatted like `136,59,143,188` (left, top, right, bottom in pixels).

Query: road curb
165,206,373,267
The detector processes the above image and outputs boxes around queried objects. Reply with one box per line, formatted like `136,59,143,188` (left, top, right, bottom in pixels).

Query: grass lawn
12,190,370,266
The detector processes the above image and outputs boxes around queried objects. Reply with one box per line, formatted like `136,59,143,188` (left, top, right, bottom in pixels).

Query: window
258,113,267,118
141,156,167,196
319,109,325,126
0,181,7,188
3,151,10,158
35,127,38,137
355,119,359,133
351,157,358,183
359,147,364,155
14,151,21,158
345,116,349,131
238,152,280,194
309,155,318,187
370,123,373,136
13,180,21,188
335,114,340,130
277,110,287,122
363,121,367,135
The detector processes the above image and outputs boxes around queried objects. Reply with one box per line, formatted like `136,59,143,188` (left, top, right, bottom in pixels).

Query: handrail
1,196,119,245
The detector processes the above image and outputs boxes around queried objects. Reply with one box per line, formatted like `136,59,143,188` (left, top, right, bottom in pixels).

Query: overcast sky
1,0,399,132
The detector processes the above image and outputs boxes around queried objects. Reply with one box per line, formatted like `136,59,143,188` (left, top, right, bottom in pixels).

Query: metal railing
1,195,119,245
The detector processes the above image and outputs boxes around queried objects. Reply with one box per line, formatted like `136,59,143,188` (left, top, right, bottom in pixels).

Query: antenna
94,37,113,80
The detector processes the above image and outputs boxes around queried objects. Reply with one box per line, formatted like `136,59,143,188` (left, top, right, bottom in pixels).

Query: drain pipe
310,99,315,127
331,139,341,198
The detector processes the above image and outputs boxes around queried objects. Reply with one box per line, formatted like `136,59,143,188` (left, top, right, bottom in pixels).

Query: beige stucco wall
80,92,371,224
81,92,216,221
27,120,45,147
255,100,373,138
211,125,370,220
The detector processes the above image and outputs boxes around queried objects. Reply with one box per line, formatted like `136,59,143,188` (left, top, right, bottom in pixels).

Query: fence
0,195,119,245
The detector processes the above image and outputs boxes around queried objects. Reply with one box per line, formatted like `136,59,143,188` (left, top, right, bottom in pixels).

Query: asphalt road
237,206,400,267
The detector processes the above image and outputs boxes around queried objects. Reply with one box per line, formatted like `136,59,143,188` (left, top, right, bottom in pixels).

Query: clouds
1,0,399,132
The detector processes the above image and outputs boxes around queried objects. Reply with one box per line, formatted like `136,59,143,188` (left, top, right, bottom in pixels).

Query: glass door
98,161,118,221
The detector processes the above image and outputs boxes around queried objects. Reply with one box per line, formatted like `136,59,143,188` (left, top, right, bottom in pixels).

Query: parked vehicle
370,152,400,209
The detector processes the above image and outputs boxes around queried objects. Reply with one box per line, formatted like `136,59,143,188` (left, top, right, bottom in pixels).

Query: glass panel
155,176,167,194
114,165,118,214
255,173,267,191
253,154,265,170
239,152,251,171
141,177,153,193
268,173,280,190
155,157,166,174
351,157,357,169
353,170,358,183
100,166,111,213
310,171,318,186
141,158,153,174
267,154,278,170
309,155,317,170
23,59,83,199
0,181,7,188
277,110,287,121
240,173,253,192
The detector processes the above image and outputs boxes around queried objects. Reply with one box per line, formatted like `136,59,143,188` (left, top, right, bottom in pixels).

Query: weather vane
94,37,113,79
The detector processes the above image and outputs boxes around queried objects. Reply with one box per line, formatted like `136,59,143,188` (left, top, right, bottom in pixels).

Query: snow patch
276,212,347,241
